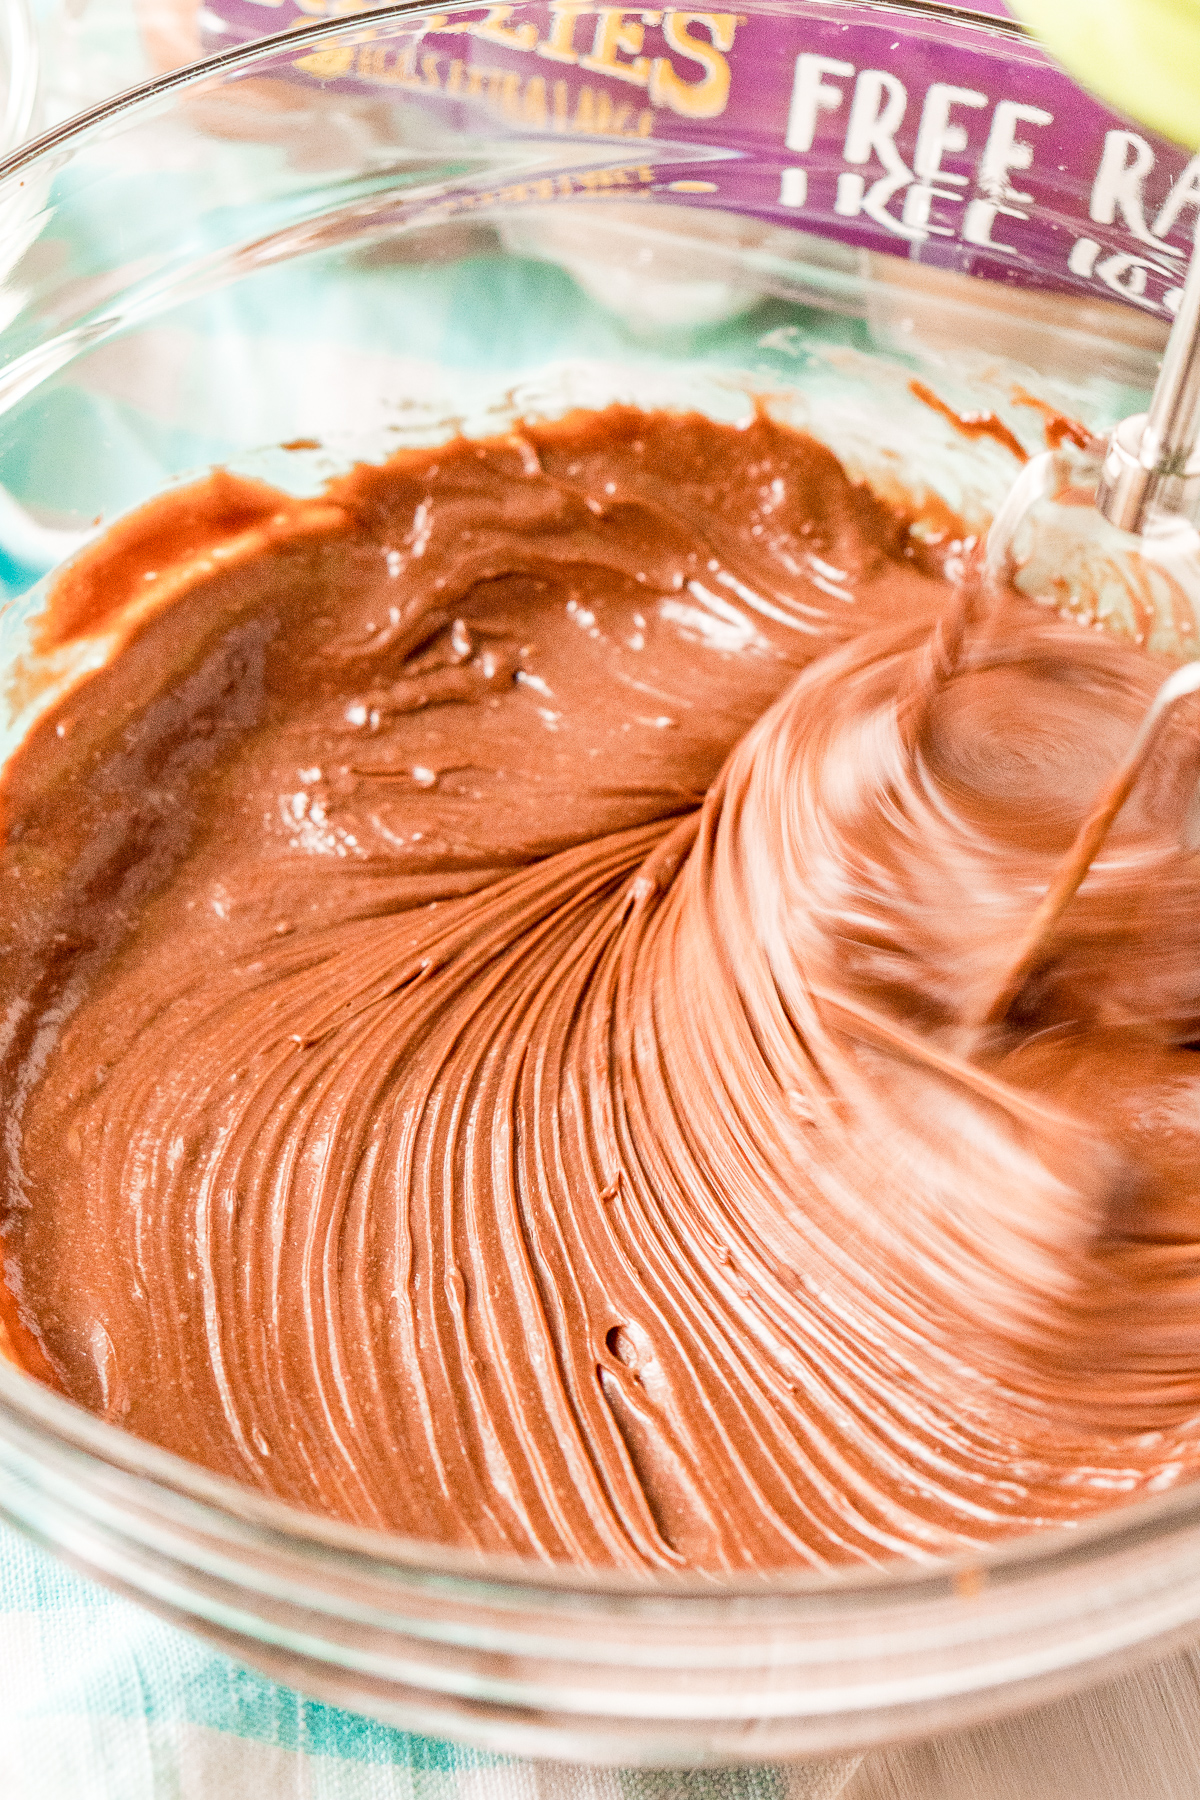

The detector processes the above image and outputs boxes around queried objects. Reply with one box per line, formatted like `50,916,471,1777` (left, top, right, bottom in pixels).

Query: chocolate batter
4,405,1200,1573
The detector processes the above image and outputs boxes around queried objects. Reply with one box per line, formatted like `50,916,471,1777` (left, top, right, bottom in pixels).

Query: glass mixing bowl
1,0,1200,1769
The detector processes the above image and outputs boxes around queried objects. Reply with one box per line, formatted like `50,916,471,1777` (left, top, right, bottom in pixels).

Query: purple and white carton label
203,0,1200,317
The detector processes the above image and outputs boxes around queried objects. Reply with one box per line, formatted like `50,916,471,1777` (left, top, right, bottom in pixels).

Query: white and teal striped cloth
0,1521,860,1799
13,1508,1200,1800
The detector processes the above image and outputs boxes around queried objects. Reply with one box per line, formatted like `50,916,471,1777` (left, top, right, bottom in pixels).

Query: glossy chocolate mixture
4,406,1200,1573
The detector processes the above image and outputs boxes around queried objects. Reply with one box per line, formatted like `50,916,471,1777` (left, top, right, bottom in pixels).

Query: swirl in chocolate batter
4,406,1200,1573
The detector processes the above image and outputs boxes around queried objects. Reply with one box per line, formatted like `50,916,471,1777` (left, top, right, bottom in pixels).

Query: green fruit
1008,0,1200,149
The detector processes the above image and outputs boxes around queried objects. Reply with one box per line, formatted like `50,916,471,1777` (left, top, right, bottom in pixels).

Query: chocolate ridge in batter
4,405,1200,1573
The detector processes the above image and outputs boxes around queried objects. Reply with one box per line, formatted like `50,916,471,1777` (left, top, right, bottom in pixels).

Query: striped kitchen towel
0,1521,860,1800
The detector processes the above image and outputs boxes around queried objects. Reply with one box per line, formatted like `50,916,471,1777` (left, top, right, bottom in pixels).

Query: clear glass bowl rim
0,0,1030,188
